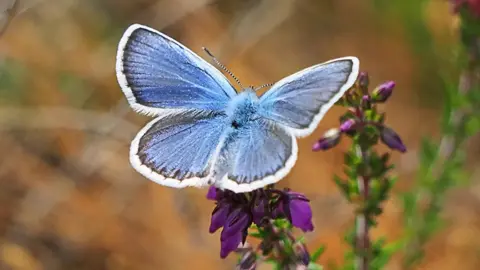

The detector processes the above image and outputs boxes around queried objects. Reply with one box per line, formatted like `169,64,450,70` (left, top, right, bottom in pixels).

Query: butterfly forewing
257,57,359,137
116,24,237,116
116,24,235,188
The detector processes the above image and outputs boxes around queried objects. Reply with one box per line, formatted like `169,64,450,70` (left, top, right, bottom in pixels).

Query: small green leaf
419,138,438,165
297,235,306,243
401,192,416,221
464,116,480,136
310,245,326,262
334,175,351,200
344,151,361,167
248,232,263,238
467,84,480,105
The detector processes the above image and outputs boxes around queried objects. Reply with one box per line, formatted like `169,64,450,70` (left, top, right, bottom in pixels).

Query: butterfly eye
232,120,240,129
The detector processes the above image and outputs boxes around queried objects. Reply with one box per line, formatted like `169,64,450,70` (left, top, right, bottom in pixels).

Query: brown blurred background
0,0,479,269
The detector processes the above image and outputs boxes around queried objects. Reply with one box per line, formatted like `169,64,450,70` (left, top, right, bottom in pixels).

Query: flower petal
252,198,267,226
209,204,230,233
207,186,218,200
289,199,314,232
221,208,251,240
271,203,285,220
220,231,242,258
380,126,407,153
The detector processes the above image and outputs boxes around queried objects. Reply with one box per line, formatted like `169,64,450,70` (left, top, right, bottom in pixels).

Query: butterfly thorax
225,89,259,130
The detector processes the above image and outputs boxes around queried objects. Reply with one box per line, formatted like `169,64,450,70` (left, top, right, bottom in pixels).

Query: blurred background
0,0,479,269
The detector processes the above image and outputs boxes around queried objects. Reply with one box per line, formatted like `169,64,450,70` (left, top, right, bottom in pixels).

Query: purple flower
206,188,315,259
312,128,341,151
282,191,314,232
372,81,395,103
208,188,254,258
252,197,267,226
221,230,243,259
220,208,251,258
207,186,218,200
380,126,406,153
209,204,230,233
221,208,250,239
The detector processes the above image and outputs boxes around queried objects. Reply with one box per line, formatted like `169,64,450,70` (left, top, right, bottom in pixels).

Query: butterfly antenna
203,47,244,88
254,83,274,92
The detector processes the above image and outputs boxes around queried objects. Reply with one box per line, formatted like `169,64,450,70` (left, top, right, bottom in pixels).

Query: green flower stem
324,74,403,270
438,53,475,160
356,145,371,270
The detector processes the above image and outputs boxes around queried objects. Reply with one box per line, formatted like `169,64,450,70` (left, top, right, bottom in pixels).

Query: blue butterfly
116,24,359,193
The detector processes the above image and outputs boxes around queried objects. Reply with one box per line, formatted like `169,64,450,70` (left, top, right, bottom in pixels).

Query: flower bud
380,126,406,153
372,81,395,103
362,95,370,102
358,72,369,89
293,241,310,266
361,95,372,109
312,128,341,151
339,119,356,133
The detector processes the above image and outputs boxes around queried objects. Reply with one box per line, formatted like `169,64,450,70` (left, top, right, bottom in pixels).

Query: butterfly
116,24,359,193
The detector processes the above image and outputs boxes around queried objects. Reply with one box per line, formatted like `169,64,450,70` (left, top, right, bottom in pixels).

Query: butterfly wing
116,24,237,116
257,57,359,137
131,110,227,188
214,118,297,193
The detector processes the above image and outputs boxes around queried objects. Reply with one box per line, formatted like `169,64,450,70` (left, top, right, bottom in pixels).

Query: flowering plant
207,186,319,269
205,71,405,269
313,72,404,270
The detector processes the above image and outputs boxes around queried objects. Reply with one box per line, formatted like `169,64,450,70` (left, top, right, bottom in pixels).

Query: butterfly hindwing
116,24,237,116
258,57,359,137
214,118,297,193
130,110,227,188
